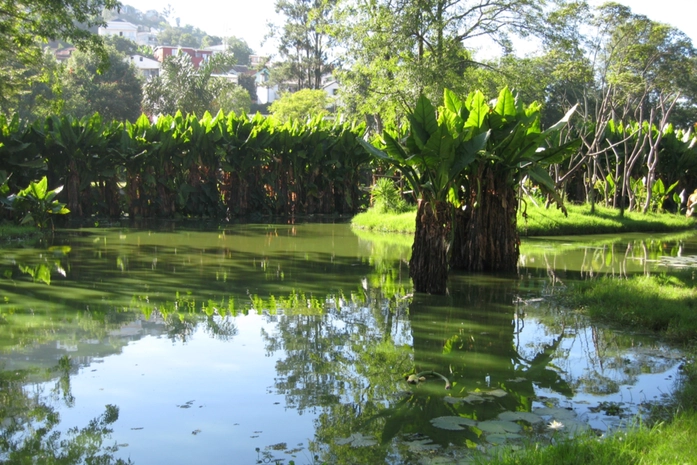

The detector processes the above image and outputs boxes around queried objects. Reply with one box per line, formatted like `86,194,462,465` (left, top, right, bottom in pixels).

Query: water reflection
0,225,693,464
0,358,128,464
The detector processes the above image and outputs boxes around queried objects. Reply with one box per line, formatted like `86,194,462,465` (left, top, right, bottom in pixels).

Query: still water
1,224,693,464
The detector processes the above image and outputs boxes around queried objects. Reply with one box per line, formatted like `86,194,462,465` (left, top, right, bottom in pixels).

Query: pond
1,223,693,464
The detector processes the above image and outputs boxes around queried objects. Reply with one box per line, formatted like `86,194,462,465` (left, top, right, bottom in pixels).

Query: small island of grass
352,203,697,236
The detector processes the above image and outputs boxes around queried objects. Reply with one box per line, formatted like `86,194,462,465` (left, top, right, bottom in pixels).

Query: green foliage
61,45,143,122
224,36,255,66
0,0,120,67
370,178,409,214
360,89,489,206
3,177,70,230
156,23,222,49
269,0,337,90
335,0,544,127
269,89,334,122
563,272,697,344
0,110,370,218
143,52,242,117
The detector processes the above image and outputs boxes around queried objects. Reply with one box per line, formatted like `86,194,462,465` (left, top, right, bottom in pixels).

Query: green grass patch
483,412,697,465
562,273,697,344
520,203,696,236
350,207,417,233
351,203,696,236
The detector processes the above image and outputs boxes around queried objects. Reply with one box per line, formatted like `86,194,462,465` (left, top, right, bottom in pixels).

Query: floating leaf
430,416,478,430
533,407,577,421
462,394,487,404
476,420,522,434
484,389,508,398
497,411,544,424
486,433,523,444
406,438,440,452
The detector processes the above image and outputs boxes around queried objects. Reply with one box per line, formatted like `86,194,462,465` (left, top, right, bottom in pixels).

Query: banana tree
43,113,107,217
451,87,579,272
360,89,489,294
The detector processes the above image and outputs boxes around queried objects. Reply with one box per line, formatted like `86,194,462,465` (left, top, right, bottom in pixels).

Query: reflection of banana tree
128,292,239,342
379,286,573,444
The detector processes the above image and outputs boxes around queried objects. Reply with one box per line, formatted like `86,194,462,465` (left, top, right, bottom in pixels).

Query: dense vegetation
0,111,370,220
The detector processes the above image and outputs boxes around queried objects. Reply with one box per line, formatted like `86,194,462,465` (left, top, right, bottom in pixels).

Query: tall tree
61,45,143,122
335,0,544,129
269,88,332,121
142,52,244,116
224,36,254,66
269,0,337,90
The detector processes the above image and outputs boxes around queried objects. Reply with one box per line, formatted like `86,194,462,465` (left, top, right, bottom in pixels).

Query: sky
126,0,697,58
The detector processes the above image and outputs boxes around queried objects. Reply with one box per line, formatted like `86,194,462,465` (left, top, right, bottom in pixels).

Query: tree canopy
61,45,143,122
269,88,333,121
142,52,248,116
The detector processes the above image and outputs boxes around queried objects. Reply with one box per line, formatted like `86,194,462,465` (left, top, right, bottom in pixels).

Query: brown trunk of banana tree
409,199,451,294
67,161,82,217
451,166,519,272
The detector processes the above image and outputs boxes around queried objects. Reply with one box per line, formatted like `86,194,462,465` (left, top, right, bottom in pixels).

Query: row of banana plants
0,111,372,220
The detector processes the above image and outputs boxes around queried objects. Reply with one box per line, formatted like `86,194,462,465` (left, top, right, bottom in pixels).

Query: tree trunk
451,166,519,272
409,199,451,294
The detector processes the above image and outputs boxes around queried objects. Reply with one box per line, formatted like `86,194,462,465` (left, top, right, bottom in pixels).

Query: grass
350,206,418,233
482,412,697,465
561,272,697,344
351,202,697,236
480,272,697,465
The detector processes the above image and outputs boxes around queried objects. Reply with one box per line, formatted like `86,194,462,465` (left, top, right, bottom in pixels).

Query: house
98,19,138,42
253,68,278,104
127,54,160,80
153,46,213,69
322,78,339,98
135,30,158,47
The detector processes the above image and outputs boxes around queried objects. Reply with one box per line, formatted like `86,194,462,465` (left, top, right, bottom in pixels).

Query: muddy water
1,224,693,464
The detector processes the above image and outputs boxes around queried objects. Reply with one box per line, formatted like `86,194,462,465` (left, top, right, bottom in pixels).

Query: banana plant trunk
409,199,451,294
451,166,519,272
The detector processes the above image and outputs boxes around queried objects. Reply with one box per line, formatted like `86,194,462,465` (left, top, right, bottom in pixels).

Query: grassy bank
481,273,697,465
351,203,696,236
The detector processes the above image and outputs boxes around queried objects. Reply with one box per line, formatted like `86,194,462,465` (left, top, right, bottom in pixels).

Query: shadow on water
0,225,694,464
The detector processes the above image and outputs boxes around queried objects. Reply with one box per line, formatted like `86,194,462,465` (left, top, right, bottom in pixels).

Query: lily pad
486,433,523,444
497,411,544,424
476,420,522,434
406,438,440,452
533,407,577,421
335,433,377,447
484,389,508,398
430,416,478,431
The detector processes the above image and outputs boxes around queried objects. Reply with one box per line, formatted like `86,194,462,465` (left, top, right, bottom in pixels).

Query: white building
99,19,157,46
98,19,138,42
127,54,160,80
